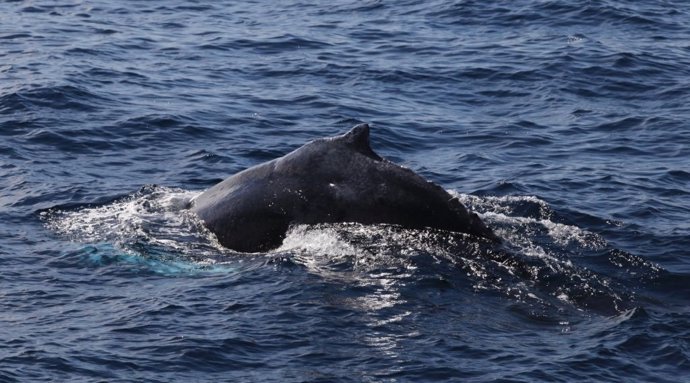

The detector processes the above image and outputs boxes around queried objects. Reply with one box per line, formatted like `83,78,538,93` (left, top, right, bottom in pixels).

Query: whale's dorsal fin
338,123,382,160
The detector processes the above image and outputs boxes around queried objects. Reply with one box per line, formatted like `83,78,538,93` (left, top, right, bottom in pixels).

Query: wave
0,85,109,115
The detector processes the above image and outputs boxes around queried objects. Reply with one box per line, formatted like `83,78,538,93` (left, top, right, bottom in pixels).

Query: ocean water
1,0,689,381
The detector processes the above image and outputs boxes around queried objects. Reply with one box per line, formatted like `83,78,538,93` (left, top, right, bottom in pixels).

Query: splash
452,191,647,314
257,192,641,315
41,185,234,272
455,191,606,249
41,185,646,314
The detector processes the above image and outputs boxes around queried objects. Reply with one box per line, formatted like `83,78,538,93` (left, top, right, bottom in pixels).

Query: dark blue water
2,1,689,381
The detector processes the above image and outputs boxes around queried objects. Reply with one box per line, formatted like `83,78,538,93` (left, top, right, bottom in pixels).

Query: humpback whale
192,124,499,252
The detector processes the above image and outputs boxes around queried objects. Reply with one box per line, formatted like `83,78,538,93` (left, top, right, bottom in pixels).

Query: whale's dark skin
191,124,499,252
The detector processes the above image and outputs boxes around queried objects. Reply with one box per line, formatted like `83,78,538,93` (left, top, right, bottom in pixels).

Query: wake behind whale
191,124,499,252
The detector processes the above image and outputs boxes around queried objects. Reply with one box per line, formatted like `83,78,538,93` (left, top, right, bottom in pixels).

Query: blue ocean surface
1,0,689,381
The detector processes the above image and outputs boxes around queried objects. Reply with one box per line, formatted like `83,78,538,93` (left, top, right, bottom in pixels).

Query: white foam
449,191,606,250
42,186,228,262
278,224,358,257
452,191,552,217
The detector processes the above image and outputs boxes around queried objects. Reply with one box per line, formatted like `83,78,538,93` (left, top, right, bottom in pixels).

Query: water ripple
1,0,689,381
